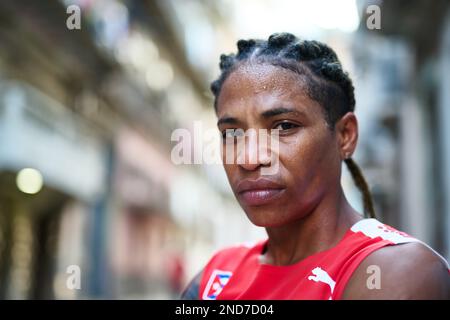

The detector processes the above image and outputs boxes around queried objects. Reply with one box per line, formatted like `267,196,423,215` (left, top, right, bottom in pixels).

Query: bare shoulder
342,242,450,299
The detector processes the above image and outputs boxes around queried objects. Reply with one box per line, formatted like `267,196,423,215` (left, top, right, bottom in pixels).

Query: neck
262,186,362,266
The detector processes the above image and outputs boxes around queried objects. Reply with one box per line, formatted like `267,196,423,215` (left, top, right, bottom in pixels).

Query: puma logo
307,267,336,298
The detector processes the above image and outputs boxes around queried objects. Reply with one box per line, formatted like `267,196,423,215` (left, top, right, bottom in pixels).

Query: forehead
216,63,321,117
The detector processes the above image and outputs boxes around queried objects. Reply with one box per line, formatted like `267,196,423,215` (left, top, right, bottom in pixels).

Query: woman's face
216,63,344,227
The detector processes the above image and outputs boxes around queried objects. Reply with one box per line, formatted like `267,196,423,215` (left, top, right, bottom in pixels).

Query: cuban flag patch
202,269,232,300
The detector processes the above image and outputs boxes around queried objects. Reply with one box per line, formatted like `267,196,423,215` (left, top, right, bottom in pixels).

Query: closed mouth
235,178,285,206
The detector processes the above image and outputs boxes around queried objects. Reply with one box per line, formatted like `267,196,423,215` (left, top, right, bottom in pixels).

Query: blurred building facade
0,0,263,299
354,0,450,258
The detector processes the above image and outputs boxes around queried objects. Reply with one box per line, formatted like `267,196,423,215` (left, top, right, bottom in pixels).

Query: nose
237,129,272,171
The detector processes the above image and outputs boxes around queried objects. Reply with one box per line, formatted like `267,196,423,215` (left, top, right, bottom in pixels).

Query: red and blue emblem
202,269,232,300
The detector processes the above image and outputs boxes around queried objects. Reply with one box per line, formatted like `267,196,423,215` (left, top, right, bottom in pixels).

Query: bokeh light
16,168,44,195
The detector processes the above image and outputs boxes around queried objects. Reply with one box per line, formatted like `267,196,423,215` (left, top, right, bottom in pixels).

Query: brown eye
274,122,299,131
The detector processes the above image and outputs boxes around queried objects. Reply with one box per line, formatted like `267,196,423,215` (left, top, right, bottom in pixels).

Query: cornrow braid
344,158,376,219
211,32,376,219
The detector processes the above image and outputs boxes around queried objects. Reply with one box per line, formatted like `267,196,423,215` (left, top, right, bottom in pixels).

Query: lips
236,178,285,206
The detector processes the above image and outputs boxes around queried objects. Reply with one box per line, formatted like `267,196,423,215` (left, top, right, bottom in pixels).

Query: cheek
221,145,234,168
279,129,336,188
280,132,319,165
221,153,238,183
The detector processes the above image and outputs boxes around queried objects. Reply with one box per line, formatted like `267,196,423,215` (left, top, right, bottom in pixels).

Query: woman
182,33,449,300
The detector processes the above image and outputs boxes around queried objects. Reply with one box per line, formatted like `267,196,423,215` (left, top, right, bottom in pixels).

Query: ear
335,112,358,160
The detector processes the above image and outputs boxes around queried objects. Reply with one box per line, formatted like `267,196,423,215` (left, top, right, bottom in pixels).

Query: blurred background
0,0,449,299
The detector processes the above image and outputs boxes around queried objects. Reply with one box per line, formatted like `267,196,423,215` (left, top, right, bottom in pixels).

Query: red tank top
199,218,449,300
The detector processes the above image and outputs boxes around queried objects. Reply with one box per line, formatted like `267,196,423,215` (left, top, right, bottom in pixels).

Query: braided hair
211,32,376,219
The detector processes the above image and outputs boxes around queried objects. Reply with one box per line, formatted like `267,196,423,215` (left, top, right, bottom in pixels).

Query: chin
243,207,289,228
